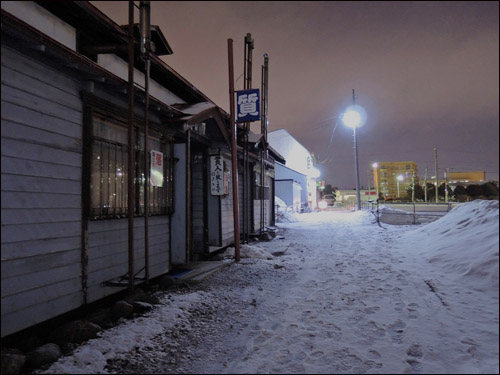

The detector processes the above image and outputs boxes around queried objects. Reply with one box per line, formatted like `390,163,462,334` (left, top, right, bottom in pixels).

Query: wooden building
1,1,279,338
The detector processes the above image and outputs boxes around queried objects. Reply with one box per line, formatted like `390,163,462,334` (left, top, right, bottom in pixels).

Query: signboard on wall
210,155,224,195
236,89,260,123
151,150,163,187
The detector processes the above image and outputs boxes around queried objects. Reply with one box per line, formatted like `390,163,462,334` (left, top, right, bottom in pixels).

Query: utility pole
352,89,361,211
227,39,240,262
424,165,428,203
434,147,438,203
412,171,415,203
445,167,449,203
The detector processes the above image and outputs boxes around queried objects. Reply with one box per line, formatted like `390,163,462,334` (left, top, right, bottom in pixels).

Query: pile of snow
276,210,300,223
274,196,301,223
274,196,287,209
401,200,499,292
223,244,274,260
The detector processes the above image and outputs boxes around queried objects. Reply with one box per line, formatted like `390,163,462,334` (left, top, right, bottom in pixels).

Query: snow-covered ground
39,200,499,374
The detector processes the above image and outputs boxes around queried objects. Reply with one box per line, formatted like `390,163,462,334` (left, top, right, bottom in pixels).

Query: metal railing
361,200,458,225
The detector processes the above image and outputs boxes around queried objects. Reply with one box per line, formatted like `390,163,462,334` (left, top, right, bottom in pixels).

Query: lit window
89,115,174,219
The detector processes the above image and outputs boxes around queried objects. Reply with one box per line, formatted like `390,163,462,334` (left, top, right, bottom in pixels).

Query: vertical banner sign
211,155,224,195
236,89,260,123
150,150,163,187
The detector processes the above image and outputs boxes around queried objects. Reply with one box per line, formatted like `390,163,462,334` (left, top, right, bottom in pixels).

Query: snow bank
401,200,499,292
275,196,300,223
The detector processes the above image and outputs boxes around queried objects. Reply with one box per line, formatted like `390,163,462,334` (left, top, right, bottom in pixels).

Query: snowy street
42,202,499,374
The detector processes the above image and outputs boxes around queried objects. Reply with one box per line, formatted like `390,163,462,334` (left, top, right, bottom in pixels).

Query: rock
1,348,26,375
86,308,112,328
16,336,42,353
142,294,160,305
123,288,148,304
159,275,176,289
50,320,102,345
132,301,153,314
111,301,134,320
27,343,62,368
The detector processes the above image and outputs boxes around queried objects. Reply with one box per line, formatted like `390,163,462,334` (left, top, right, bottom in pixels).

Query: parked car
320,194,336,208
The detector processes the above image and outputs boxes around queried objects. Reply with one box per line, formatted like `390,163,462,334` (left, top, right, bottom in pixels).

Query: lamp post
341,90,366,211
372,162,379,200
397,174,404,200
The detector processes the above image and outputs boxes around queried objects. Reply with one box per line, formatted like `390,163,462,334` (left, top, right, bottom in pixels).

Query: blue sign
236,89,260,123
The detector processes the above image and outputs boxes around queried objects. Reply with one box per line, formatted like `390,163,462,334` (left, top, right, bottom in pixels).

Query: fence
361,200,459,225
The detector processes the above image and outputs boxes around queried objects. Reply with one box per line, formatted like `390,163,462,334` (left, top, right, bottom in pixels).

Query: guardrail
361,200,458,225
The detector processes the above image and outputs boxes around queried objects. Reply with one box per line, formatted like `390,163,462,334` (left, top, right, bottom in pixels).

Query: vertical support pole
434,147,438,203
140,0,151,284
445,167,449,203
127,0,135,290
353,90,361,211
412,171,415,203
228,39,241,262
186,129,192,263
424,165,428,203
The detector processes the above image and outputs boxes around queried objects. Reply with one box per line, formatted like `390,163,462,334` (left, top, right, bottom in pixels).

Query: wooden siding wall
1,46,83,336
1,45,172,337
220,158,234,246
191,154,205,258
87,216,169,302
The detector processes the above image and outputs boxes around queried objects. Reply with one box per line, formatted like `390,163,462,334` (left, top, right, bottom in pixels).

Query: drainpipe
228,39,241,262
186,129,192,264
127,0,135,289
140,0,151,285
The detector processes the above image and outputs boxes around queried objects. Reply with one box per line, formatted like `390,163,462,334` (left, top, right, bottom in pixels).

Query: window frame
82,96,175,221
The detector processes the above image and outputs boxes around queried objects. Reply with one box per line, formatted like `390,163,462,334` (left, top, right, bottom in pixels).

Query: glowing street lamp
397,174,404,199
341,91,367,211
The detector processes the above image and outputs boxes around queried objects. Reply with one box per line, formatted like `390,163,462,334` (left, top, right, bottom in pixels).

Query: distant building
374,162,418,200
448,171,485,184
335,189,377,204
268,129,320,211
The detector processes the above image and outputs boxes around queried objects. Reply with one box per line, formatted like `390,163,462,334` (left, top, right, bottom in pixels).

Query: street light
397,174,404,199
372,162,379,199
341,92,367,211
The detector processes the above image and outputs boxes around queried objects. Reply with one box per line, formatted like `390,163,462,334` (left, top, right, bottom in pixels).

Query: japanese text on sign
210,156,224,195
236,89,260,123
150,150,163,187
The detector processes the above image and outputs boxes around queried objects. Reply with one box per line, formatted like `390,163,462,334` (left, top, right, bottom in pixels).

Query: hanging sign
210,155,224,195
150,150,163,187
236,89,260,123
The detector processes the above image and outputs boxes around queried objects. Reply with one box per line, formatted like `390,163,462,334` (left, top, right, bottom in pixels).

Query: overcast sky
92,1,499,189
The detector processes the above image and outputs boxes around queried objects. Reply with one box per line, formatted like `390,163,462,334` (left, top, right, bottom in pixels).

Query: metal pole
424,165,428,203
140,0,151,284
127,0,135,290
228,39,241,262
412,171,415,203
352,89,361,211
434,147,438,203
445,167,449,203
186,129,192,263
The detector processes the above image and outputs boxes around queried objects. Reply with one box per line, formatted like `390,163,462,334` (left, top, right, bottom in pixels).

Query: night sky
93,1,499,189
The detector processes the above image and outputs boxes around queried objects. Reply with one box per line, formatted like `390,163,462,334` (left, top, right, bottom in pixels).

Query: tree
408,183,425,201
323,184,334,196
426,183,436,201
482,182,499,198
438,183,447,198
453,185,467,202
466,184,483,198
